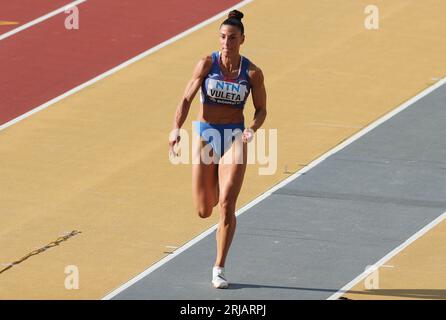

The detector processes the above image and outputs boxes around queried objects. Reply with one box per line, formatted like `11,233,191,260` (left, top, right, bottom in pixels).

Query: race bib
206,79,248,105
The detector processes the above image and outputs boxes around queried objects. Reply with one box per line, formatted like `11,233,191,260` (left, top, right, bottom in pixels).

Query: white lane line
0,0,254,133
328,211,446,300
0,0,87,41
102,73,446,299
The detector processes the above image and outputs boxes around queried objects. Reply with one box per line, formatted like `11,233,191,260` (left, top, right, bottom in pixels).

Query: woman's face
219,24,244,55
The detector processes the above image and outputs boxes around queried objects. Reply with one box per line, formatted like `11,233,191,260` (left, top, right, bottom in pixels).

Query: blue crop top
200,51,251,109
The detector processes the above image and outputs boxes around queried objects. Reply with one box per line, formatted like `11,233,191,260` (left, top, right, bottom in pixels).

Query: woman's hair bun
228,10,244,21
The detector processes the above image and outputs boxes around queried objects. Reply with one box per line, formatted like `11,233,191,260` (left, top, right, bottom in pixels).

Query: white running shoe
212,266,229,289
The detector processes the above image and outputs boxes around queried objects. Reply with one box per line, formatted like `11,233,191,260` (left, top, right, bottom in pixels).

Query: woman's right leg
192,140,219,218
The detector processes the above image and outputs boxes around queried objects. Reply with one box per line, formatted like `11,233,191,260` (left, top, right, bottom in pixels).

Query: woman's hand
242,128,255,143
169,129,181,157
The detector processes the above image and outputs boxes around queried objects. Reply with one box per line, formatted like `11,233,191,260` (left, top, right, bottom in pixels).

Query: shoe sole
212,281,229,289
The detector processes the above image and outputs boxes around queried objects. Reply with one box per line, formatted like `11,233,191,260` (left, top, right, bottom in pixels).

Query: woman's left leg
215,138,247,268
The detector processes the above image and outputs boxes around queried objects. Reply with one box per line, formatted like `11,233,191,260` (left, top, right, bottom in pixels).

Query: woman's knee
196,204,213,219
218,198,236,215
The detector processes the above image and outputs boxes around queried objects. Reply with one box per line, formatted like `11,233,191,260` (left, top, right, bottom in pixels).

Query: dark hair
221,10,244,35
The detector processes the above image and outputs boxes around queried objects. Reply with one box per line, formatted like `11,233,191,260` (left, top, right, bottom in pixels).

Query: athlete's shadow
227,283,336,294
227,283,446,299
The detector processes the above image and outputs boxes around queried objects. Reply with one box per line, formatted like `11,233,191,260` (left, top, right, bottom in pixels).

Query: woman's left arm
248,66,267,133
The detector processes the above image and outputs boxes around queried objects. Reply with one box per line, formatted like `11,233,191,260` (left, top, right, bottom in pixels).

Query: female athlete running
169,10,267,289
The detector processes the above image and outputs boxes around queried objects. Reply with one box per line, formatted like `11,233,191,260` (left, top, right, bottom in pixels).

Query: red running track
0,0,242,126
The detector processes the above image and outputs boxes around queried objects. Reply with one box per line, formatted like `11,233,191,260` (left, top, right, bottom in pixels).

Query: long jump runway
106,82,446,300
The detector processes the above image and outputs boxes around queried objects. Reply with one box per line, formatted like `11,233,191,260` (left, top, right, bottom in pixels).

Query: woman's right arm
169,56,212,149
